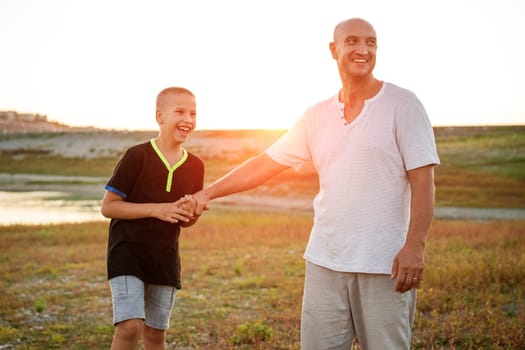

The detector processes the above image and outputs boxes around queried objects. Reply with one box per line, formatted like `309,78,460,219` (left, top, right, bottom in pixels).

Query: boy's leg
143,326,166,350
111,319,143,350
109,275,147,349
143,283,176,349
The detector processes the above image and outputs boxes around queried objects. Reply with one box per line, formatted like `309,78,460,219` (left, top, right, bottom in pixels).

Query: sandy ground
1,131,524,221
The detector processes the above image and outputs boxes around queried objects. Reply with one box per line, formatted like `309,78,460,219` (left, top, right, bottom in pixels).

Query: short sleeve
265,110,312,171
395,93,440,170
105,148,142,199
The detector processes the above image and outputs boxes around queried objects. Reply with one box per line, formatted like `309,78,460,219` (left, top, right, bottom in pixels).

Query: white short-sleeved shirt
266,82,440,274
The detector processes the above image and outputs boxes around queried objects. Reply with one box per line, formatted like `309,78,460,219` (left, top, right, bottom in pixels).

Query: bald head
333,18,376,41
329,17,379,83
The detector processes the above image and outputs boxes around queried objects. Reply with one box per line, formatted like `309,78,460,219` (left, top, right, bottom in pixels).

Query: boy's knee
115,318,143,342
143,326,166,344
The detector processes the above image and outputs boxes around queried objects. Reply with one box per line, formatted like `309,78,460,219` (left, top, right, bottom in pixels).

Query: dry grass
1,211,524,349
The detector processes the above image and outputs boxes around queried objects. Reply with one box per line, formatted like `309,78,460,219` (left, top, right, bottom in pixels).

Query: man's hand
151,195,195,224
177,195,196,213
391,241,425,293
192,190,210,216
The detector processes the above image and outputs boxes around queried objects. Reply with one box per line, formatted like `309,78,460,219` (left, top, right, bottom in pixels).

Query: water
0,191,105,225
1,190,524,226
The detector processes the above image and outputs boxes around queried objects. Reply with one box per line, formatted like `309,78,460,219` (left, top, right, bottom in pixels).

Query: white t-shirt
265,82,440,274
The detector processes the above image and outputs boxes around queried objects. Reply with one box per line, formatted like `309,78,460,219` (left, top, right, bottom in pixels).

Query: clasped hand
156,192,210,224
154,195,197,224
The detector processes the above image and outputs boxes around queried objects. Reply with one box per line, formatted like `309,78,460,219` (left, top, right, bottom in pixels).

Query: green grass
0,154,116,177
1,211,524,349
433,126,525,208
1,126,525,208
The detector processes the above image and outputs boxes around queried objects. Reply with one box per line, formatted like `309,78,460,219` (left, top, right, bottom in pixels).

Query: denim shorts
109,275,176,330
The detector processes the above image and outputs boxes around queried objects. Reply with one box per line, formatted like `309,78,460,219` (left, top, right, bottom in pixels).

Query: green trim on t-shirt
150,139,188,192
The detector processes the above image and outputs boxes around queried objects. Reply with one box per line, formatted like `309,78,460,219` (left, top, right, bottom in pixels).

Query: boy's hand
177,195,196,213
175,195,201,227
152,195,195,223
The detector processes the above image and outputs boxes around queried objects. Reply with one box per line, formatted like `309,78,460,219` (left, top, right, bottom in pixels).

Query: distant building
0,111,17,121
0,110,47,122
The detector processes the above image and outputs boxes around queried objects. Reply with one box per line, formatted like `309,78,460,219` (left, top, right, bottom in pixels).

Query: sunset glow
1,0,524,130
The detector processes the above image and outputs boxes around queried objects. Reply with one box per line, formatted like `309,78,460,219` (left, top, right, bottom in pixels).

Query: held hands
178,195,197,213
192,190,210,216
391,241,425,293
152,195,197,224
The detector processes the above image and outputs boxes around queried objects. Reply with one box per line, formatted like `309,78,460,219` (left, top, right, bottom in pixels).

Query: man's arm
391,164,436,293
193,153,290,214
101,191,195,224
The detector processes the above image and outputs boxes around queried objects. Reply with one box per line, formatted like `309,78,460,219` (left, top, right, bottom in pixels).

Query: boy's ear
155,110,163,124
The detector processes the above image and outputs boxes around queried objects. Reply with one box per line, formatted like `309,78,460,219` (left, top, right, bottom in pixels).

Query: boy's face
156,93,196,144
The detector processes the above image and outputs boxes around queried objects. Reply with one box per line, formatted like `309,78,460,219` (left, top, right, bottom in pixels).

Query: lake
0,191,105,225
2,189,525,226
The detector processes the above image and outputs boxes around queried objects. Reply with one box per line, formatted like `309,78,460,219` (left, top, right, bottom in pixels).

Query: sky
1,0,524,131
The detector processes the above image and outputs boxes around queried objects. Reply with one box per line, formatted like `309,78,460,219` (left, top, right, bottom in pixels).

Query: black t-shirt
105,140,204,289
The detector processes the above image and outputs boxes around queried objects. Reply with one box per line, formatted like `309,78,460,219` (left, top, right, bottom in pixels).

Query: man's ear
329,42,337,59
155,110,163,124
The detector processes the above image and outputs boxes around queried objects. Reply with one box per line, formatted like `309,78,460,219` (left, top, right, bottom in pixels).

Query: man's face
156,93,196,144
330,19,378,80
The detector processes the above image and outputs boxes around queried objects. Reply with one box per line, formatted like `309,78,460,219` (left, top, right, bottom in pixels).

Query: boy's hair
156,87,195,109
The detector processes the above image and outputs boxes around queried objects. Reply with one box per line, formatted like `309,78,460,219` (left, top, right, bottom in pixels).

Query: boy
101,87,204,349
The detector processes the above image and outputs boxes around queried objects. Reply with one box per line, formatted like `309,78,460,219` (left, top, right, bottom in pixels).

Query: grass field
1,126,524,349
1,126,525,208
1,211,524,349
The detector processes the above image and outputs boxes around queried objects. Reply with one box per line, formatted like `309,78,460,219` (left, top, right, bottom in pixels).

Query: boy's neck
155,136,182,150
154,137,184,162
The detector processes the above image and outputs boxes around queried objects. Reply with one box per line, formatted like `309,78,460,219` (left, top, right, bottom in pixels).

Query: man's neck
340,77,382,105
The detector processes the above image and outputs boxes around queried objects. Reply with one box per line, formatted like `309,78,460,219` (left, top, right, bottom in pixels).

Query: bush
231,321,273,345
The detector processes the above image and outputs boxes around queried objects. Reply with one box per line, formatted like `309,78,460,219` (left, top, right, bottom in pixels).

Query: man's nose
356,41,368,55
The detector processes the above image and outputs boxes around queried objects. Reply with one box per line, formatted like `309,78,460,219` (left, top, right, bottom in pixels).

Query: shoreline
1,185,524,224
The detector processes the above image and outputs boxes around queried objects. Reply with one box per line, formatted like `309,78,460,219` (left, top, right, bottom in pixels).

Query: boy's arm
193,153,290,214
101,192,194,224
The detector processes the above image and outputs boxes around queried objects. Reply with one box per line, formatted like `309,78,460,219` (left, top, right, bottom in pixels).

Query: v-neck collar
150,139,188,192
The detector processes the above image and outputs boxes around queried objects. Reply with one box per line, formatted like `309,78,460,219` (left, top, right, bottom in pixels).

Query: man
193,18,440,349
